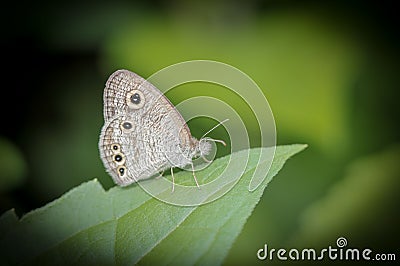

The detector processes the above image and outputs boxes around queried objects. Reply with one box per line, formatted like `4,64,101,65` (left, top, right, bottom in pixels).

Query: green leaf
0,145,306,265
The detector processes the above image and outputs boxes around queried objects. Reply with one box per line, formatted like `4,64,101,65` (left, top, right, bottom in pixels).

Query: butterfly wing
100,70,195,186
99,115,137,185
99,114,170,185
104,70,141,122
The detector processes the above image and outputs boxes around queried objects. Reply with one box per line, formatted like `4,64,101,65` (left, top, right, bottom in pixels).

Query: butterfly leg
170,167,175,192
191,163,200,189
201,155,212,163
155,171,164,180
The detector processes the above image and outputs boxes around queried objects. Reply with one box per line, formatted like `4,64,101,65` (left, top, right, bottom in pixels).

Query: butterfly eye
113,153,126,165
117,166,126,177
126,90,145,109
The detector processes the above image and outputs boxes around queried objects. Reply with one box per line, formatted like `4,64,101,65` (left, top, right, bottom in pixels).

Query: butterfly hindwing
99,115,138,185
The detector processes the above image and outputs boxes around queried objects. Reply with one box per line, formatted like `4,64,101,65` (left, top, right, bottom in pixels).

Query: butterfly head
198,137,213,157
190,119,228,163
192,137,226,163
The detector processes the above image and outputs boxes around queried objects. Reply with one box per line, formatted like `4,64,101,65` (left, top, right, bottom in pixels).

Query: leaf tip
247,144,308,192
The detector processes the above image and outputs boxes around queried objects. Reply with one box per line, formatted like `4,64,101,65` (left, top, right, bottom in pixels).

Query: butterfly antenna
200,119,229,140
205,138,226,146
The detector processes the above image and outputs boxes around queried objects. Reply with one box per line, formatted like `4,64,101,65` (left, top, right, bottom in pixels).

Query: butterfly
99,70,225,191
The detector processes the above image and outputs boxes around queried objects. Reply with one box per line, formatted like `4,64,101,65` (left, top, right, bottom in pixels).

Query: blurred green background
1,0,399,264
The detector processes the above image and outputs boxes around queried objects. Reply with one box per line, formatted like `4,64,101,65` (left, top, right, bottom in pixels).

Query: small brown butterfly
99,70,225,191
